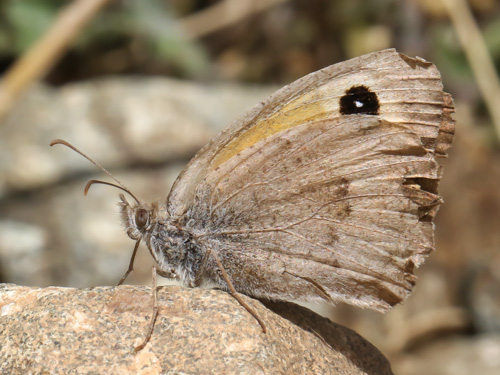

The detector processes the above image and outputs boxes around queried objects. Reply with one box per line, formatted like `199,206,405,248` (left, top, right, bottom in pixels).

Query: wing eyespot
339,85,380,115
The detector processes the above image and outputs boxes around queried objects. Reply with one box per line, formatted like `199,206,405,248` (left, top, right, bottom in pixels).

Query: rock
0,284,393,374
394,334,500,375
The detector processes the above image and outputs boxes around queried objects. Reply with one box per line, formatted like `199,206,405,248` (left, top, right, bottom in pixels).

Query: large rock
0,284,393,374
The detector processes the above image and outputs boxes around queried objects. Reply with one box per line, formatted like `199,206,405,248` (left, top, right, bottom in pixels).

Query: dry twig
178,0,288,40
0,0,114,122
0,0,289,123
442,0,500,141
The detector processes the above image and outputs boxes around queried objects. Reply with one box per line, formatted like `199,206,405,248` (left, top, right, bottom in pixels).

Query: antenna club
50,139,65,147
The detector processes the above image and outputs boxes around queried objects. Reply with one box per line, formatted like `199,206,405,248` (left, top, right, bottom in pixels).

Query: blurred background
0,0,499,374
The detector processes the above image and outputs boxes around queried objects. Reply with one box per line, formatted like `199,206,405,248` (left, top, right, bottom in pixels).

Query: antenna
50,139,141,205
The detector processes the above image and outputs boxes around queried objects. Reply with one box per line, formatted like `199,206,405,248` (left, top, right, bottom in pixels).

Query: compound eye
135,209,149,229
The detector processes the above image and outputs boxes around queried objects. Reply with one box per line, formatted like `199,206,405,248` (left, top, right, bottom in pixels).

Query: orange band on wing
211,93,338,168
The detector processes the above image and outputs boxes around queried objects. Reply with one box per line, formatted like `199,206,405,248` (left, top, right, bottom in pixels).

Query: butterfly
52,48,454,350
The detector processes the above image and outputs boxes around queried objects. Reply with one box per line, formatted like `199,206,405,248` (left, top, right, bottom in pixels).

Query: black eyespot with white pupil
339,85,380,115
135,209,149,229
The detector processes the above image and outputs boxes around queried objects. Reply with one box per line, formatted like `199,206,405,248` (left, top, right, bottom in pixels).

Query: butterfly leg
134,265,160,352
210,251,267,334
118,239,141,286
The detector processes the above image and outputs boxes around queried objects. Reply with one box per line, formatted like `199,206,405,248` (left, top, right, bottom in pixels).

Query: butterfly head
119,194,160,241
49,139,162,243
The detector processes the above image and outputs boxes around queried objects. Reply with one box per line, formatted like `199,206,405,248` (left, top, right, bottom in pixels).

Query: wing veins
211,155,431,218
263,131,421,185
208,120,334,208
283,88,444,114
280,229,409,290
269,159,432,195
311,215,428,250
206,194,409,239
212,129,420,213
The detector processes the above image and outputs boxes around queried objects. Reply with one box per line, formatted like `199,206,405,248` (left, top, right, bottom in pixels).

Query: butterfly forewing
168,50,450,217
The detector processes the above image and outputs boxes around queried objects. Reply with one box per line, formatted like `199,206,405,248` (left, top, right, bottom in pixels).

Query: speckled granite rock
0,284,393,374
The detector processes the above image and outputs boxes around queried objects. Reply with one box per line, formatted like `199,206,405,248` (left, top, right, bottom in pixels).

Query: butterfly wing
167,49,454,310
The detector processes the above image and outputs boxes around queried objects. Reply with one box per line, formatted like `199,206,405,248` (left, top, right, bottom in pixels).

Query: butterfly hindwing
187,116,440,309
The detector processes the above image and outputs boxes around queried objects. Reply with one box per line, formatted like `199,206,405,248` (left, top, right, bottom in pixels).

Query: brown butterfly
52,48,454,351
